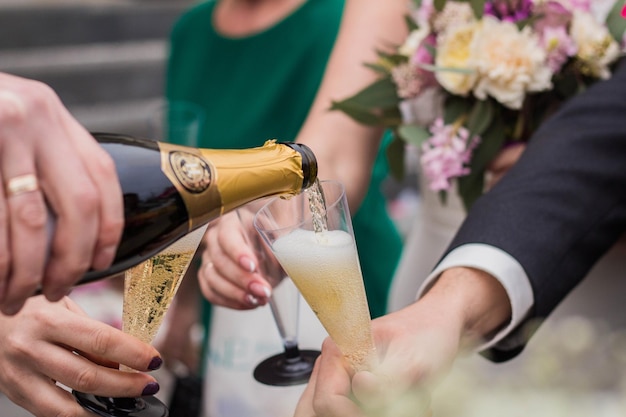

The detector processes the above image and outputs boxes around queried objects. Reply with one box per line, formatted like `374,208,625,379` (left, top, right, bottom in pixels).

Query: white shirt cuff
416,243,534,351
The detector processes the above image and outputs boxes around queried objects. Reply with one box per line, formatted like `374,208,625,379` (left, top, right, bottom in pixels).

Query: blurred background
0,0,194,137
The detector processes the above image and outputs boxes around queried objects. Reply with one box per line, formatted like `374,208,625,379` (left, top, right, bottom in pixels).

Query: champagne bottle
73,132,317,286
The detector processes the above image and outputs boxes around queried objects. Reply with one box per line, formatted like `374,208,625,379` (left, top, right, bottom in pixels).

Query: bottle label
169,151,212,194
158,142,223,230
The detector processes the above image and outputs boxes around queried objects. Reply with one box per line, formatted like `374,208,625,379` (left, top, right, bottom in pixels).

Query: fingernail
245,294,259,306
240,256,256,273
249,282,271,298
148,357,163,370
142,382,160,396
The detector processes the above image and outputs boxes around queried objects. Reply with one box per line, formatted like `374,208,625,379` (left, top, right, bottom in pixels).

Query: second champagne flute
254,180,376,371
235,207,321,386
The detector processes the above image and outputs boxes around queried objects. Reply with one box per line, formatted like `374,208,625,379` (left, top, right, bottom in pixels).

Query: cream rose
470,16,553,109
570,10,620,79
434,22,479,96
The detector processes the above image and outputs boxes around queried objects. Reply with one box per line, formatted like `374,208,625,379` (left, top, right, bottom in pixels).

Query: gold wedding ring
5,174,39,198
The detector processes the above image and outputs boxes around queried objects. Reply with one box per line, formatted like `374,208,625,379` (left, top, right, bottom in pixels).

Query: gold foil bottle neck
158,140,316,231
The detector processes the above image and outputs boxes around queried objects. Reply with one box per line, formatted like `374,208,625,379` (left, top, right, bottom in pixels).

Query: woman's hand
0,73,124,315
198,208,273,309
0,295,162,417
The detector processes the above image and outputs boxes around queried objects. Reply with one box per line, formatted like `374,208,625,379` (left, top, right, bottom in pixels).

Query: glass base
253,349,320,386
73,391,169,417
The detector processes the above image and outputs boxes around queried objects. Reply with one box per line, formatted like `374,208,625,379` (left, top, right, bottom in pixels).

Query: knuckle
73,366,100,393
22,80,59,113
89,326,113,357
4,332,33,362
72,186,100,215
0,80,59,127
93,150,117,177
0,91,27,126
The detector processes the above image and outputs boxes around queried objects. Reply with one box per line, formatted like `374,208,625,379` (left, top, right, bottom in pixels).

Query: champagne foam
272,228,374,369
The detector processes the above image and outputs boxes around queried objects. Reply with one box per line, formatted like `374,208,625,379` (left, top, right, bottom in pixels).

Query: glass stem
284,341,302,360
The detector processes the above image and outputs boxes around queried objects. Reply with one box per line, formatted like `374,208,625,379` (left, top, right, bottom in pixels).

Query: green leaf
386,134,406,181
363,62,393,76
443,95,471,124
398,124,431,147
329,100,386,126
377,51,409,67
438,190,448,206
466,99,494,136
405,14,419,32
434,0,446,12
381,106,403,127
417,63,475,74
423,43,436,59
457,111,507,210
338,77,400,109
470,111,507,172
606,0,626,42
516,13,542,31
469,0,485,18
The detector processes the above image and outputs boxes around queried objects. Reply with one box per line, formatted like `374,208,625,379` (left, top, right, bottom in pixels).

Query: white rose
570,10,620,79
470,16,553,109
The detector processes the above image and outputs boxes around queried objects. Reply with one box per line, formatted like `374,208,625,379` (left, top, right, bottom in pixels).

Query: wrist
422,267,512,349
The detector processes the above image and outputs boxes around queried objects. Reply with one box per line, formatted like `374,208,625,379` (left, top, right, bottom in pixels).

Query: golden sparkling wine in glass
120,226,206,371
255,180,375,371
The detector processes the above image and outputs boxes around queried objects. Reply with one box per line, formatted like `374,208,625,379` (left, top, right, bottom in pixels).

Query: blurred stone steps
0,0,192,136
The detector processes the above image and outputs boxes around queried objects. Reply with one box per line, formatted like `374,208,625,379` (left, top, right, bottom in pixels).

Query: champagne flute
72,225,207,417
235,207,321,386
254,180,376,371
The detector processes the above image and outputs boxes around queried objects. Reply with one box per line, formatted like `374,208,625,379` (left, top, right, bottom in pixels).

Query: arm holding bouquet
297,41,626,417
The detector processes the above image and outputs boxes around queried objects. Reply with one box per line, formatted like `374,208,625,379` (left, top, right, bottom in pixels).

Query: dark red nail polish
142,382,160,396
148,357,163,370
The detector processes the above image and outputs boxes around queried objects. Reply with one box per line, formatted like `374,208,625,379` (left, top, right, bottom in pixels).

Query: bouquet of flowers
332,0,626,210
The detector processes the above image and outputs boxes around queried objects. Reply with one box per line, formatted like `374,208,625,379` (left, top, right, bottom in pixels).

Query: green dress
166,0,401,325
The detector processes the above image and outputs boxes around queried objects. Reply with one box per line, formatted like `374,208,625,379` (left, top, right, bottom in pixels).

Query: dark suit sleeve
443,60,626,362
